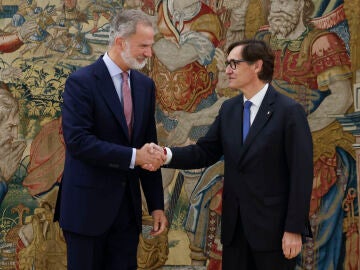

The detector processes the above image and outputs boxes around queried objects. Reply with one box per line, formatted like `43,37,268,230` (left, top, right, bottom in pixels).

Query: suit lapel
94,57,130,140
130,71,145,144
237,86,276,167
226,95,244,163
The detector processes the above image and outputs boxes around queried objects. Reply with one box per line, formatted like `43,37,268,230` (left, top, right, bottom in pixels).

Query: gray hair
108,9,153,47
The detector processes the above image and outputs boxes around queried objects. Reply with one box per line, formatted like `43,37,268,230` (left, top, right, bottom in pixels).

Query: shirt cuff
164,147,172,165
130,148,136,169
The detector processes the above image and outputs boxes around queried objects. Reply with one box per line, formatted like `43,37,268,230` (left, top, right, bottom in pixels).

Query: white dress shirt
244,83,269,125
103,52,136,169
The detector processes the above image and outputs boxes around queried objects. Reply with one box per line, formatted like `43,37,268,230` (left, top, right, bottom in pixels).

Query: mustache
268,10,299,22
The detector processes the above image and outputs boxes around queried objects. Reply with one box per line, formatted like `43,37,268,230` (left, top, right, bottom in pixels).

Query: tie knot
244,100,252,109
121,72,128,80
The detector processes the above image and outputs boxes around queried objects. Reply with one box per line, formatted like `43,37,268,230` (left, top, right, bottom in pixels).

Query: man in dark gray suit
151,39,313,270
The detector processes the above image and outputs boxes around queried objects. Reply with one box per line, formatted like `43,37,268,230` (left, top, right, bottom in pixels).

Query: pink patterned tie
121,72,133,136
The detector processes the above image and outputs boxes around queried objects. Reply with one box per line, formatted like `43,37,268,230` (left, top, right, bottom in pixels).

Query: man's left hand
282,231,302,259
150,210,168,236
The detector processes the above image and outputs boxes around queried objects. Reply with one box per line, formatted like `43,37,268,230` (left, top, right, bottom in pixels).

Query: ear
253,59,263,74
115,36,126,49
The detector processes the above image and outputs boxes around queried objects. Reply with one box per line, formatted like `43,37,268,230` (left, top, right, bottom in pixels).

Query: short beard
121,42,147,70
268,11,300,39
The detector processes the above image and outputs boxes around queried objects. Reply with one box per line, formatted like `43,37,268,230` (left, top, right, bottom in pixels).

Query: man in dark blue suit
151,39,313,270
54,9,167,270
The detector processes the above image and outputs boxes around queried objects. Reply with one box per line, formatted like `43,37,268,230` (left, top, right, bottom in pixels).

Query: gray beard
268,13,300,39
121,45,147,70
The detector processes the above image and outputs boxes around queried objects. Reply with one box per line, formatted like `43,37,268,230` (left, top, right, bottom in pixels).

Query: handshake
135,143,167,171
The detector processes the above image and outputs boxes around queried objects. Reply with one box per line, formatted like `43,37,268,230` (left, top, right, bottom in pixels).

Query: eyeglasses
225,59,248,70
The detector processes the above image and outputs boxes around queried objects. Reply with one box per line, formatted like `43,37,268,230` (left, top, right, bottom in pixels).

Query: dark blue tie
243,100,252,142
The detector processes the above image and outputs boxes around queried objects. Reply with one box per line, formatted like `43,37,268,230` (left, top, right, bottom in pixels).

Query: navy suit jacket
55,56,164,236
168,86,313,251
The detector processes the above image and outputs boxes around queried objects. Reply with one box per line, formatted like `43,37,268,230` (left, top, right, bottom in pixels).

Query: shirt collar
103,52,130,77
243,83,269,107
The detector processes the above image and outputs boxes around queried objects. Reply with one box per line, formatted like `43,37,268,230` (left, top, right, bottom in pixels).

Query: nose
271,1,285,12
225,65,233,74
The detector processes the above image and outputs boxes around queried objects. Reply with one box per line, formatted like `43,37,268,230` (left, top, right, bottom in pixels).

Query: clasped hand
135,143,166,171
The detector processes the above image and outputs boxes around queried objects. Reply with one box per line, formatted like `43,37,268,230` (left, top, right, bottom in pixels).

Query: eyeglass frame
225,59,250,70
